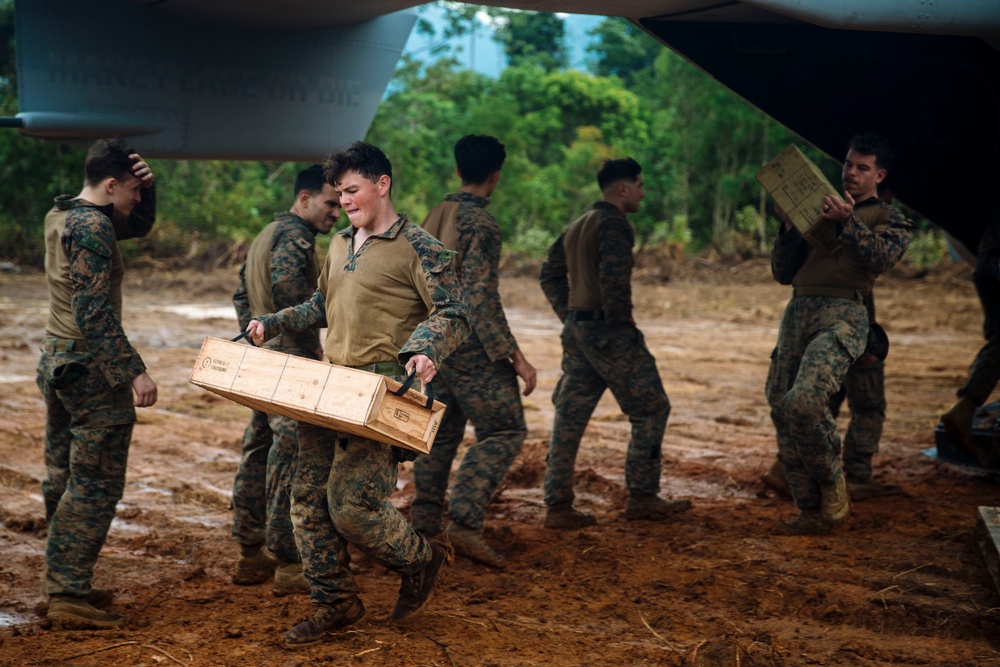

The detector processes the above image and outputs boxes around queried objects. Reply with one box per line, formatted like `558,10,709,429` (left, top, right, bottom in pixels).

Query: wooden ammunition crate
189,337,444,454
756,144,841,251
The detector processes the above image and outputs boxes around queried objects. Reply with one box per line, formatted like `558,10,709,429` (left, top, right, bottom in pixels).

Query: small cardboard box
189,337,444,454
756,144,841,251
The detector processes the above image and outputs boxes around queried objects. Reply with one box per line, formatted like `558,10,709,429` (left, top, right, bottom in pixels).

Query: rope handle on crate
231,331,254,345
393,372,434,409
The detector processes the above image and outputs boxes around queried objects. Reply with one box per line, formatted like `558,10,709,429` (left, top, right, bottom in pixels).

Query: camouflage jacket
422,192,517,363
539,202,634,324
257,214,470,368
771,197,913,288
233,212,322,351
45,189,156,386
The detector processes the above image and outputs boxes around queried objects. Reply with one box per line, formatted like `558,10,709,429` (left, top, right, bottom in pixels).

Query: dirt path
1,263,998,667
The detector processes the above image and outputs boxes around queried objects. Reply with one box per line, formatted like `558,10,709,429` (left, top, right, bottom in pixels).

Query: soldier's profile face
304,182,341,234
110,175,142,217
622,176,646,214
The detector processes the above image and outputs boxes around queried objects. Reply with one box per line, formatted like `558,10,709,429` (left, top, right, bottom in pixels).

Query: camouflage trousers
231,409,300,563
291,371,432,605
544,321,670,507
36,348,136,596
766,296,868,510
829,356,886,481
958,249,1000,406
411,338,527,533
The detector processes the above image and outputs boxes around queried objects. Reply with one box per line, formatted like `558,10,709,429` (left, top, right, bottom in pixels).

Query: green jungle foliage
0,2,942,267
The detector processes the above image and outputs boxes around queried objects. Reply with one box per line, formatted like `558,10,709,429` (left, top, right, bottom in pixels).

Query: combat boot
760,460,791,498
776,509,830,535
273,561,310,597
820,474,851,527
544,503,596,529
390,543,453,624
47,595,126,629
85,589,114,609
625,494,693,521
232,544,278,585
445,524,506,569
282,597,367,649
941,397,977,456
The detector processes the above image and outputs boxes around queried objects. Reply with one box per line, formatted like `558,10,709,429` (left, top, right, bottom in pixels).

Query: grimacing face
335,171,389,231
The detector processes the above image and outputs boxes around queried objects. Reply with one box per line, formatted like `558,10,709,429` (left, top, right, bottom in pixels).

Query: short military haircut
454,134,506,185
597,157,642,191
84,138,137,187
848,133,894,171
294,164,326,198
325,141,393,190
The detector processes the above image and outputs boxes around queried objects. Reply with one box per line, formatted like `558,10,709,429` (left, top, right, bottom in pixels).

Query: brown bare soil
1,259,998,667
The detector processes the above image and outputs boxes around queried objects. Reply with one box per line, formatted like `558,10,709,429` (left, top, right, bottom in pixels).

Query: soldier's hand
131,372,158,407
129,153,154,187
247,319,266,347
406,354,437,384
821,191,855,223
511,349,537,396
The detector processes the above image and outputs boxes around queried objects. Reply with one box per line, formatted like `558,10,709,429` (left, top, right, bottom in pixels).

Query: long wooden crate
189,337,444,454
756,144,841,251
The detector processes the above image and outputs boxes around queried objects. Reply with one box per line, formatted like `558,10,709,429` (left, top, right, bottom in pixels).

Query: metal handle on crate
393,372,434,409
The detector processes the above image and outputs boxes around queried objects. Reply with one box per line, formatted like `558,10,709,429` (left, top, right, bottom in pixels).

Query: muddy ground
0,257,998,667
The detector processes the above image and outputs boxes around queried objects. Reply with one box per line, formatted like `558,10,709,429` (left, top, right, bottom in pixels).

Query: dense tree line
0,2,940,266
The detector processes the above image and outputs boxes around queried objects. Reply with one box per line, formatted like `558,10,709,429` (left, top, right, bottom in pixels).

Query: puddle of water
177,514,229,528
110,518,152,533
0,611,33,628
157,304,236,321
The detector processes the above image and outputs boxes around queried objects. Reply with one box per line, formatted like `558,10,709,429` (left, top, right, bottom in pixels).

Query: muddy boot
445,524,506,569
281,597,367,649
847,478,904,502
544,503,596,529
760,460,791,498
625,494,693,521
85,589,114,610
232,544,278,585
47,595,126,629
820,474,851,527
273,561,310,597
941,397,977,457
390,542,453,624
776,509,830,536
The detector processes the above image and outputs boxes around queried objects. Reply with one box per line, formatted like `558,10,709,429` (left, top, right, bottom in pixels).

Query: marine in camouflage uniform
37,139,157,629
230,165,340,590
764,292,900,501
766,133,913,534
539,158,692,529
941,209,1000,457
247,142,469,648
412,135,536,568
